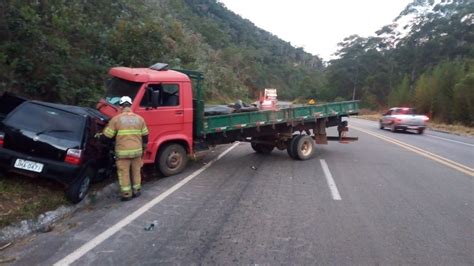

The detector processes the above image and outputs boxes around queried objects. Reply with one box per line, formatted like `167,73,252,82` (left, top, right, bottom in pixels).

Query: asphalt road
3,118,473,265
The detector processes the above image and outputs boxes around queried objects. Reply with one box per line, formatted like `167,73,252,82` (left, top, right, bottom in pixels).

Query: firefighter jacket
103,107,149,159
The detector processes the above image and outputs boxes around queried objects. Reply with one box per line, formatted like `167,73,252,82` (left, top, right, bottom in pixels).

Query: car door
382,110,393,125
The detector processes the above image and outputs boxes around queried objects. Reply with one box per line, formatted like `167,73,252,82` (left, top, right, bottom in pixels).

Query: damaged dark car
0,99,113,203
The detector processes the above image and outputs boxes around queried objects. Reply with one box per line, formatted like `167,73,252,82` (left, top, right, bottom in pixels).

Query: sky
219,0,413,61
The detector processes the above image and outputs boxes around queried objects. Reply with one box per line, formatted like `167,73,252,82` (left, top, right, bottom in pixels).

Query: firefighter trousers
116,157,143,198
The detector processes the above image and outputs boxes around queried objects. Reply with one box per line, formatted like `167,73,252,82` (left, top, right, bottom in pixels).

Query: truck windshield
105,77,142,106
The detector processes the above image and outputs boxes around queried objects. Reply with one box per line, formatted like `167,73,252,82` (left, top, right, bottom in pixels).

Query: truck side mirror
151,90,160,108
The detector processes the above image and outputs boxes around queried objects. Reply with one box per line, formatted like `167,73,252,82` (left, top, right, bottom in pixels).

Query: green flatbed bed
202,101,359,135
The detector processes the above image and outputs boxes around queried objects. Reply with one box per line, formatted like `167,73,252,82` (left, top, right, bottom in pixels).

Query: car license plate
14,159,44,173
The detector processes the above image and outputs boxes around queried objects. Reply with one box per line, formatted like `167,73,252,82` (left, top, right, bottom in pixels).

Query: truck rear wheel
291,135,315,160
287,135,299,159
251,137,275,154
157,143,188,177
251,142,274,154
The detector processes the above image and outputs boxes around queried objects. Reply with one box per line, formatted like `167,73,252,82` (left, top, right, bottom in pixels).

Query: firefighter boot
131,157,143,198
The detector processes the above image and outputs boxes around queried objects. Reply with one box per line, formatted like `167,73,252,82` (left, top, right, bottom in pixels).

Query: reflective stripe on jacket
103,107,148,159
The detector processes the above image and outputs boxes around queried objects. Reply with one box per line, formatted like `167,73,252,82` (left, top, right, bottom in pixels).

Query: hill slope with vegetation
0,0,472,125
0,0,323,104
326,0,473,125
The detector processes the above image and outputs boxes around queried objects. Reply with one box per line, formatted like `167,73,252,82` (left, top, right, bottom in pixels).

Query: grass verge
0,173,68,227
0,168,134,228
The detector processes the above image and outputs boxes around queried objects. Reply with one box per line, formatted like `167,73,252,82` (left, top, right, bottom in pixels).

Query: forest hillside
0,0,472,125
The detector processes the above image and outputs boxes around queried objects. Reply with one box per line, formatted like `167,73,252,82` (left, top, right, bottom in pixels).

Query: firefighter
102,96,149,201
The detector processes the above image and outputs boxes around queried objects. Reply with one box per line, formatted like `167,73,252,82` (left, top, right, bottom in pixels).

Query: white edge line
426,134,474,147
320,159,342,201
54,142,240,266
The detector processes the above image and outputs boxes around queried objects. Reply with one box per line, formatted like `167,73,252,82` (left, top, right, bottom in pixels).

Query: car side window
140,84,180,107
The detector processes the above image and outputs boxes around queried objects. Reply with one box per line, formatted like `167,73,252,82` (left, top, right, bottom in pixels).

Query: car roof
29,101,109,122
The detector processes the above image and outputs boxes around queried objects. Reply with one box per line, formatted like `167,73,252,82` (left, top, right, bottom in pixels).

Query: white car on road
380,107,429,134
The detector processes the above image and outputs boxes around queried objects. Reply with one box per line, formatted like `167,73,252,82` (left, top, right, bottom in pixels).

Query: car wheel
66,167,93,204
417,128,425,135
390,123,396,132
379,121,384,129
157,143,188,177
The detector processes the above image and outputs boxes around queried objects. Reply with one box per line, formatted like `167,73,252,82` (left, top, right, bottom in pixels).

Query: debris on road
251,166,257,170
144,220,158,231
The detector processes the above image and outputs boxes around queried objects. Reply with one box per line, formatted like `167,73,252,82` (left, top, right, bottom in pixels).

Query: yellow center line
350,125,474,177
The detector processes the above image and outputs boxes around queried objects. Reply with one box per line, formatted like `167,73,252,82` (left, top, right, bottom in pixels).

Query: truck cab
97,63,359,177
97,64,196,176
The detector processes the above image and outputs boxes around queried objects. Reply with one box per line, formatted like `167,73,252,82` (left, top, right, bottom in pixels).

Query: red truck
97,63,359,177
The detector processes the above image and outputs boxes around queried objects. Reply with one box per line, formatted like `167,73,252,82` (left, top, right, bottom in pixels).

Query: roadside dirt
0,173,68,227
0,163,163,229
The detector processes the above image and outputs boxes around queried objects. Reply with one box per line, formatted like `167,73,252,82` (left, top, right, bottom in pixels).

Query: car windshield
105,77,142,106
3,102,85,141
393,108,416,115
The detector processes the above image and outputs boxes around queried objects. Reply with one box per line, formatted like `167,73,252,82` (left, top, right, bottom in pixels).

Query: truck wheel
287,135,299,159
157,143,188,177
251,142,259,152
251,142,274,154
251,137,275,154
66,167,93,204
292,135,315,160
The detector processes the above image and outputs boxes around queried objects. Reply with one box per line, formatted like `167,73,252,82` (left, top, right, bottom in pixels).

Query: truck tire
287,135,299,159
292,135,315,160
250,142,258,152
156,143,188,177
66,166,93,204
251,142,274,154
251,137,275,154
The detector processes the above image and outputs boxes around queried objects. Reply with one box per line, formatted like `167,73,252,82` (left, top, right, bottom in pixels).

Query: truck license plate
14,159,44,173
